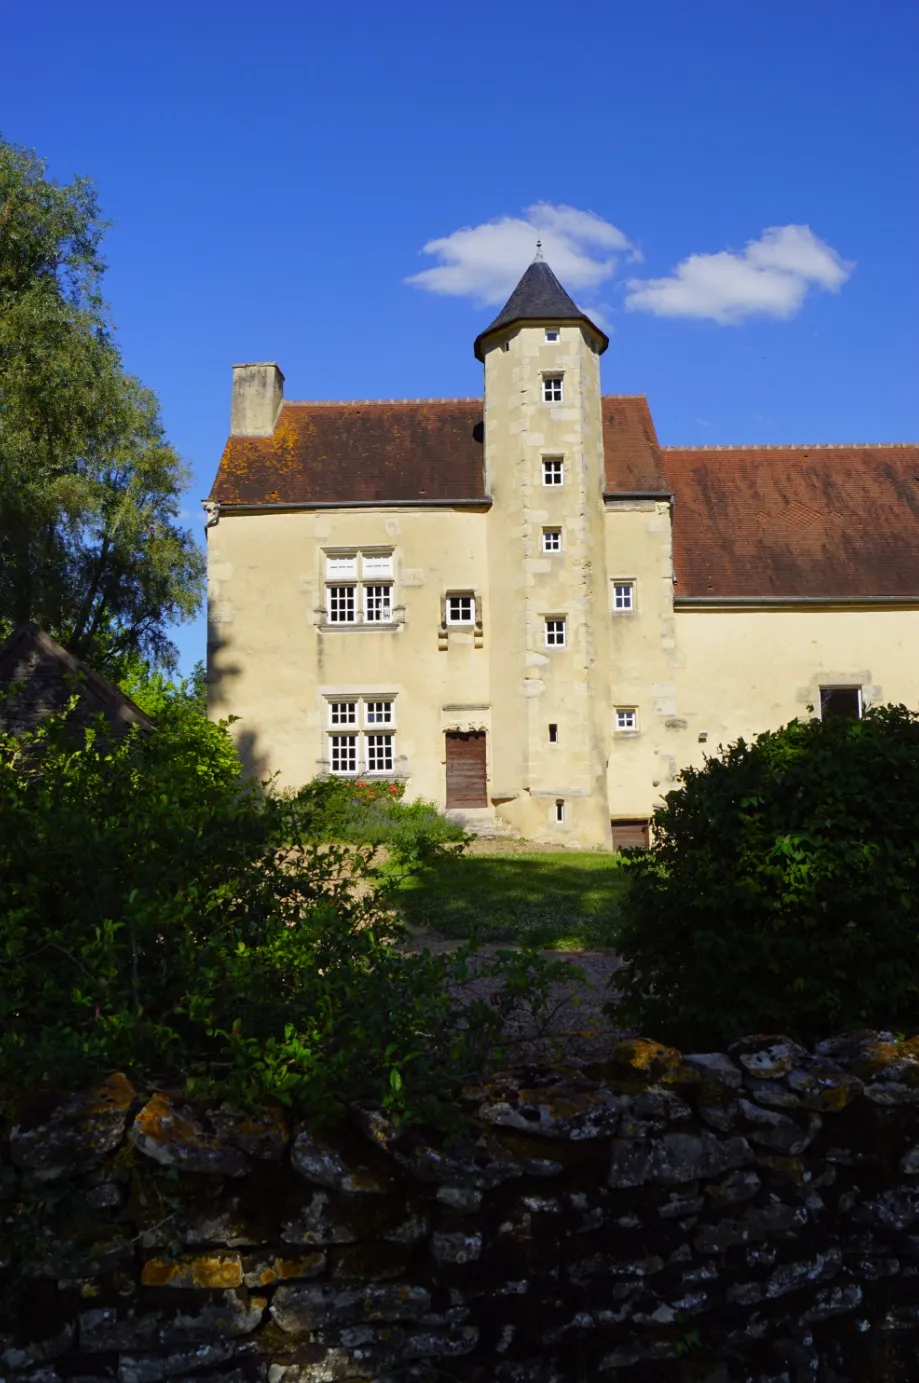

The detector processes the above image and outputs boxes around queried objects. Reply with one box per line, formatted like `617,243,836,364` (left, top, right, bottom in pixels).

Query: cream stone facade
206,256,919,848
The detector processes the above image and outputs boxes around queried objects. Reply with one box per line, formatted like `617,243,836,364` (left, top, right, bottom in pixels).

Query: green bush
611,704,919,1049
0,686,567,1128
285,775,468,866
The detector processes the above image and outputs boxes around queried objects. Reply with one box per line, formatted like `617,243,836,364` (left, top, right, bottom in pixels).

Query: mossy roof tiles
661,444,919,598
209,398,919,599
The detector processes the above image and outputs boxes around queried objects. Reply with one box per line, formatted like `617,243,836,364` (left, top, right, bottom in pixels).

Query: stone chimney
230,363,285,436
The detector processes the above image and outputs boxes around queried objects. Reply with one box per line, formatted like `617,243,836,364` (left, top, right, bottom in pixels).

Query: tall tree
0,137,203,672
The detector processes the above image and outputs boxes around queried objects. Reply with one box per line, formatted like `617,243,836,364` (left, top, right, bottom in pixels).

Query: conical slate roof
473,255,609,360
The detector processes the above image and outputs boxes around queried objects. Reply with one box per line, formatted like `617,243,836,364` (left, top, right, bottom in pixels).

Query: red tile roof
661,445,919,598
209,398,919,600
601,396,665,491
209,395,663,506
210,399,487,506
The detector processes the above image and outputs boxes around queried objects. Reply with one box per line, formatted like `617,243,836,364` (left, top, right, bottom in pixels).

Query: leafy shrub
0,683,566,1128
611,704,919,1048
285,775,468,866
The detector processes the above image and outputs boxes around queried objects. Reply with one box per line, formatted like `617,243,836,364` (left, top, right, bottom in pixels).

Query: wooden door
445,731,488,808
611,819,650,851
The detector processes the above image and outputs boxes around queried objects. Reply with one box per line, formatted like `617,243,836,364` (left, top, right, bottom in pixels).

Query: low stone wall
4,1032,919,1382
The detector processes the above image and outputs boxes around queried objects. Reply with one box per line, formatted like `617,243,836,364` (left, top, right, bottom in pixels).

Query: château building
205,254,919,848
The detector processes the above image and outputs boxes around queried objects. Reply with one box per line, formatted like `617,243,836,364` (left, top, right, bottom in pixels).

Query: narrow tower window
555,799,565,824
548,723,558,744
544,618,566,648
612,581,635,612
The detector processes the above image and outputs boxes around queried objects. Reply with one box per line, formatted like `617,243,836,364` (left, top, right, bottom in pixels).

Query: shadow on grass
394,851,630,950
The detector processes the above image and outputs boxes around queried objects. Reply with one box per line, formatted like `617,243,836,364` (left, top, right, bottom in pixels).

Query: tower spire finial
534,238,544,262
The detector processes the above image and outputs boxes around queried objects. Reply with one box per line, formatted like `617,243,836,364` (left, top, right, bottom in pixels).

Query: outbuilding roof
0,624,154,737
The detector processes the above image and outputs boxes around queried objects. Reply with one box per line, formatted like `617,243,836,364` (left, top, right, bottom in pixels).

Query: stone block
291,1130,389,1193
10,1074,133,1179
77,1294,266,1349
140,1253,244,1289
118,1343,236,1383
608,1132,754,1188
477,1073,623,1140
270,1283,431,1332
129,1095,251,1177
242,1251,326,1287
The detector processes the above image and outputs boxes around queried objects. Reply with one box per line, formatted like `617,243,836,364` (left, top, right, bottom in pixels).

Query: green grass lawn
393,850,629,950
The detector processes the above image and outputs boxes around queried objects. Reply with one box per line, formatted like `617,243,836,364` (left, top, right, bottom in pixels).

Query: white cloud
406,202,640,306
625,225,853,325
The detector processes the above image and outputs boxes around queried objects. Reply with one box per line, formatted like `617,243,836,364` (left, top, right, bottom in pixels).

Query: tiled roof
209,395,662,507
208,397,919,601
601,396,665,491
0,624,154,737
473,259,609,360
661,445,919,598
210,400,487,505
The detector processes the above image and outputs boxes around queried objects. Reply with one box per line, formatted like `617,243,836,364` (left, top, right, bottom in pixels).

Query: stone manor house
206,255,919,848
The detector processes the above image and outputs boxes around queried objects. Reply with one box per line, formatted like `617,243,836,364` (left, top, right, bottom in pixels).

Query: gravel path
404,926,631,1066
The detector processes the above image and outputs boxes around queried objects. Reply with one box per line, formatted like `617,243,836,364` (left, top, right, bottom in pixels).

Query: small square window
329,700,357,726
446,594,475,624
555,799,565,823
615,709,638,731
545,327,560,343
612,581,634,612
542,458,564,486
329,735,358,774
366,733,394,773
548,723,558,744
542,375,563,403
363,584,392,623
542,528,562,552
544,618,566,648
365,700,393,726
820,687,861,719
328,584,357,623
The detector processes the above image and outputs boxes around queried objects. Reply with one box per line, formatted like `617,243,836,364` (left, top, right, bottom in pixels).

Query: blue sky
4,0,917,673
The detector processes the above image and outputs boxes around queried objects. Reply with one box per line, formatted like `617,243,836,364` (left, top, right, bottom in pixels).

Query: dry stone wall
5,1032,919,1382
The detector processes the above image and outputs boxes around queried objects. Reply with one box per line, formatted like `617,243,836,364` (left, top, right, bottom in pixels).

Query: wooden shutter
445,731,488,808
611,819,650,851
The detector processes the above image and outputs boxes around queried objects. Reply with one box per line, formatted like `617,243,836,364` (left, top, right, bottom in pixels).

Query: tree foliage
612,704,919,1049
0,136,203,672
0,687,567,1127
